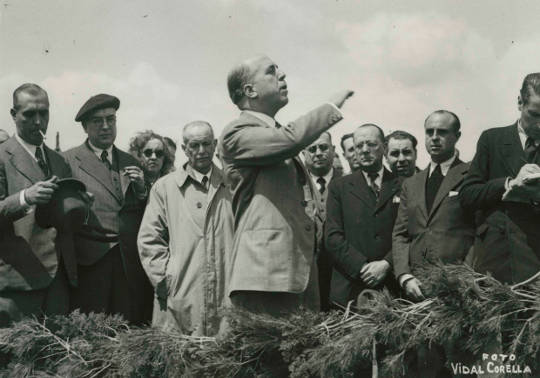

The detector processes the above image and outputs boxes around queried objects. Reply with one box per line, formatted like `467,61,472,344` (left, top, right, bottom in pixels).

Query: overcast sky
1,0,539,167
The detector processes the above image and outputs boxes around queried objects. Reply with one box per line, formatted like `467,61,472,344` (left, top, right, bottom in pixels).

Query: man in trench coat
138,121,234,335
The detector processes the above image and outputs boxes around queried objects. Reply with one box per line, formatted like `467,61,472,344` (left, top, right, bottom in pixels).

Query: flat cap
75,94,120,122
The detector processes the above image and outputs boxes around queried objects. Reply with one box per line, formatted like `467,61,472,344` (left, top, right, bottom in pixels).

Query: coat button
196,202,202,209
301,200,307,207
305,225,312,232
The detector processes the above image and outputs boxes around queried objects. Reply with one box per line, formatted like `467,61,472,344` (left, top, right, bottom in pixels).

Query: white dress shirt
87,140,113,166
428,151,457,177
309,168,334,193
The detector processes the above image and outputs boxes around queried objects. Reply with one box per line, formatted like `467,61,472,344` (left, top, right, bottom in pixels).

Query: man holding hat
63,93,152,324
0,83,77,325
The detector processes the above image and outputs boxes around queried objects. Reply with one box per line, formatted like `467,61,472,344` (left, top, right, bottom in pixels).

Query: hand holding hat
35,178,91,232
24,176,59,205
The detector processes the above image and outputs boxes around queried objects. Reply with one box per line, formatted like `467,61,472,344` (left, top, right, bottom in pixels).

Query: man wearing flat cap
0,83,77,325
63,94,153,324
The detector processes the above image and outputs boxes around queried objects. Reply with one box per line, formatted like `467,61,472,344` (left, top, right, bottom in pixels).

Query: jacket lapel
75,144,120,202
115,147,132,196
416,168,429,221
374,169,400,213
6,137,44,184
501,123,526,177
428,160,468,220
348,171,375,208
44,145,65,178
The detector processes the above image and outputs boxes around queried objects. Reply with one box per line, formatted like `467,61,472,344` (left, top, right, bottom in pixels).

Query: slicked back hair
182,120,214,144
385,130,418,150
356,123,385,143
227,63,252,107
425,110,461,133
520,73,540,105
340,133,353,151
12,83,48,111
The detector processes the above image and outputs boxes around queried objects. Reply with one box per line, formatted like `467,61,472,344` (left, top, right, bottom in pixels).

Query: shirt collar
191,165,213,184
362,166,384,186
176,163,214,188
15,133,43,161
429,151,457,177
87,139,113,163
310,168,334,184
243,110,276,128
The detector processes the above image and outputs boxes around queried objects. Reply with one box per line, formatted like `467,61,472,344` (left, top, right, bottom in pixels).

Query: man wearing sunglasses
302,131,339,311
220,54,353,317
63,94,152,325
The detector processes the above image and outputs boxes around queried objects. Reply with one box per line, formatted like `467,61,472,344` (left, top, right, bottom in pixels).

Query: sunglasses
143,149,164,158
307,144,330,154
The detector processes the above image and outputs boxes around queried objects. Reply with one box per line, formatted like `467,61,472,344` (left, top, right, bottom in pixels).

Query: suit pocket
242,229,292,274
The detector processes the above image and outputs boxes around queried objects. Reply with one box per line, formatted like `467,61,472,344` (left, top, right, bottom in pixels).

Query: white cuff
398,273,415,287
326,102,343,116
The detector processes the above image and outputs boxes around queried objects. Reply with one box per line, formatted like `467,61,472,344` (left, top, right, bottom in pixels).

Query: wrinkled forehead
15,91,49,109
184,125,214,143
246,55,275,75
387,138,414,151
354,126,382,143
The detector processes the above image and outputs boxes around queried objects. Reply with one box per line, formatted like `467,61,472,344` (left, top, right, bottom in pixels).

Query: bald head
227,55,288,116
182,121,216,174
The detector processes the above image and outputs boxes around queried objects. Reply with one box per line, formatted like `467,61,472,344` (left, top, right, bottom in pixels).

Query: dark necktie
35,147,50,178
275,121,282,129
525,137,539,164
101,150,111,170
367,172,380,198
201,175,209,192
426,164,444,213
317,177,326,194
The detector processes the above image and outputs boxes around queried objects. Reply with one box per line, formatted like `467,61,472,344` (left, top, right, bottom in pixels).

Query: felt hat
35,178,89,231
75,94,120,122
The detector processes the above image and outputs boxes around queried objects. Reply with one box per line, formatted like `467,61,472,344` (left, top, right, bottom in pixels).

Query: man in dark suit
325,124,401,307
302,131,340,311
393,110,475,302
0,83,77,325
460,73,540,284
219,54,353,316
63,94,152,324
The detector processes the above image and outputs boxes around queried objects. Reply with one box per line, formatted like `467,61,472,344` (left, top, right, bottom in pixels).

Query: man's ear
244,83,257,99
10,108,16,121
518,95,524,111
456,131,462,141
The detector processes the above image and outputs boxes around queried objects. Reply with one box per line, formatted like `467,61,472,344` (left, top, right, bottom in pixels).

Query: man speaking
219,55,353,315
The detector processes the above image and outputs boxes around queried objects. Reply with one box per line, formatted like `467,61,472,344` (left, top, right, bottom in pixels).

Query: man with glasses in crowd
302,131,339,311
63,94,152,325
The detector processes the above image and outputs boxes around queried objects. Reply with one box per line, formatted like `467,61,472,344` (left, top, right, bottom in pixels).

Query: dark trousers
71,245,131,321
0,261,70,327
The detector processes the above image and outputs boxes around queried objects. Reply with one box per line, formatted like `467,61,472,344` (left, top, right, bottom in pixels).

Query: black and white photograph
0,1,538,376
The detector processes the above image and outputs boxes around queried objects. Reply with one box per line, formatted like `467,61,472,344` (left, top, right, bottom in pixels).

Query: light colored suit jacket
393,160,475,278
219,103,343,294
63,142,146,278
0,137,76,291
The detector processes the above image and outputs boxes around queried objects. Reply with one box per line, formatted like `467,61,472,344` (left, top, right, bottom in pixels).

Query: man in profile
385,130,420,178
220,54,353,315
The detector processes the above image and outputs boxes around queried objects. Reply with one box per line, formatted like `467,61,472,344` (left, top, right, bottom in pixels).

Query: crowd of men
0,58,539,358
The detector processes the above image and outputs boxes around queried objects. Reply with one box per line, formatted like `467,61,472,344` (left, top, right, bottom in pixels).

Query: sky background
1,0,540,168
